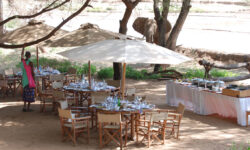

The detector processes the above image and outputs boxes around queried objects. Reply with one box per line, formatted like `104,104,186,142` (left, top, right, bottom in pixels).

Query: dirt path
0,79,249,150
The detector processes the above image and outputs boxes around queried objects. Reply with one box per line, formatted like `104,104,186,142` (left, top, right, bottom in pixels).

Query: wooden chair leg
162,129,166,144
73,130,76,146
87,121,90,144
120,127,123,150
136,120,139,143
125,123,128,147
40,101,43,112
99,123,103,148
148,131,151,148
176,125,180,139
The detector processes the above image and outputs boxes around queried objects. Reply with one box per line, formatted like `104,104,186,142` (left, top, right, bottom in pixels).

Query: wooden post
36,46,39,69
21,47,25,60
121,63,126,100
88,60,91,89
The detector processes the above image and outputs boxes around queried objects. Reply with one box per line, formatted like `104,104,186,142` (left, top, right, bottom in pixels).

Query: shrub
147,74,161,79
184,69,204,79
72,65,84,76
184,68,239,79
17,57,73,73
31,57,72,73
126,66,145,80
210,69,238,78
125,66,161,80
97,67,114,79
82,64,96,75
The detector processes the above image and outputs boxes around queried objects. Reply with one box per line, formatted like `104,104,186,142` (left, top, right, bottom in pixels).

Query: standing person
21,50,36,112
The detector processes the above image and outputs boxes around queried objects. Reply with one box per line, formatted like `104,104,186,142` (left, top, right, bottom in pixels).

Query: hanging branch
0,0,92,49
0,0,70,26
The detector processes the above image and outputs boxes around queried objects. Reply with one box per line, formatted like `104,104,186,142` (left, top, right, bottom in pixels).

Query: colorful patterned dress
21,59,35,102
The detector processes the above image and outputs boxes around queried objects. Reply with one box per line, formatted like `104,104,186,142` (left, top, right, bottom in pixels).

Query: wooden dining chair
136,112,168,147
37,85,53,112
58,100,89,117
4,69,16,96
0,79,8,98
52,90,65,112
45,74,64,89
91,91,110,128
52,81,64,90
106,79,121,96
65,67,77,84
161,103,185,139
4,68,14,76
58,108,90,145
91,91,110,104
126,88,136,96
98,111,128,150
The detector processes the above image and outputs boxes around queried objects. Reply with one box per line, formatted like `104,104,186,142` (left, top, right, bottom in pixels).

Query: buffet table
166,81,250,126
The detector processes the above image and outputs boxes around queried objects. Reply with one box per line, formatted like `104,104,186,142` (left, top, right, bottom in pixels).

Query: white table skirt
166,81,250,126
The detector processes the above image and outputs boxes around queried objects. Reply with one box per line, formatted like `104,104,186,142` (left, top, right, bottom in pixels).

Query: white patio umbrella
59,39,191,99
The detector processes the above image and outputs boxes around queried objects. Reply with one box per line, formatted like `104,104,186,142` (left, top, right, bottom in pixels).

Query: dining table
90,98,156,140
166,80,250,126
16,67,61,90
63,81,116,106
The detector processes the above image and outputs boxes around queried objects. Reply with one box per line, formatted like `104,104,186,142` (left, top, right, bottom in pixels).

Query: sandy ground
0,79,249,150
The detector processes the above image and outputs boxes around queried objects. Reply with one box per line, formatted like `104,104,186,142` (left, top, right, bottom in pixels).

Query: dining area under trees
0,0,190,148
0,0,250,150
0,55,187,149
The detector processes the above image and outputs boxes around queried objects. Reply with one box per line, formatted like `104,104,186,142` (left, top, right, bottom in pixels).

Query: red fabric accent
22,60,36,88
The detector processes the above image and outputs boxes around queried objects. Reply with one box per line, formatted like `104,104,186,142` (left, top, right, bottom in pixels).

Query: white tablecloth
166,81,250,126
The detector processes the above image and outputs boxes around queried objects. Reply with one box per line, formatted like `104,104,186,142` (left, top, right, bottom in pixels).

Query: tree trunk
114,7,132,80
166,0,191,50
119,7,133,34
113,62,122,80
114,0,140,80
0,0,3,35
153,0,170,72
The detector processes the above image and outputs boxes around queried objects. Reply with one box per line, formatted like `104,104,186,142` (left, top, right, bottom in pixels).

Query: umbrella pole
36,46,39,70
121,63,126,100
88,60,91,89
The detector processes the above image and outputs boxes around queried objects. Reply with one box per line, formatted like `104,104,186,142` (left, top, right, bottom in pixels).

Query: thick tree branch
0,0,70,26
0,0,91,48
166,0,191,50
153,0,161,22
153,0,170,72
119,0,141,34
162,0,170,19
199,60,249,70
199,59,250,81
